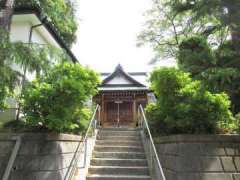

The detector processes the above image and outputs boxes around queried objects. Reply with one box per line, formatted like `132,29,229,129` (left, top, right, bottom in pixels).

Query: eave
13,6,78,63
98,87,150,92
100,64,146,87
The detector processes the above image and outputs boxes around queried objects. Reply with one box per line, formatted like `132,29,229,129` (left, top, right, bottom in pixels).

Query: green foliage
0,28,19,110
12,42,68,78
0,84,9,109
178,37,240,113
216,41,240,68
200,68,240,94
138,0,239,61
147,67,234,135
150,67,192,105
0,26,72,121
139,0,240,133
137,0,199,61
178,36,216,75
22,62,99,132
15,0,78,46
168,0,240,48
234,113,240,133
0,29,61,111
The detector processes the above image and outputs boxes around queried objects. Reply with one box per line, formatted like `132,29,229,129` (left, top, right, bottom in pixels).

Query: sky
72,0,174,73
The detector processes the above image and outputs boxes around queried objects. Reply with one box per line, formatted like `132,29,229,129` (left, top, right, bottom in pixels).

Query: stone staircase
86,128,151,180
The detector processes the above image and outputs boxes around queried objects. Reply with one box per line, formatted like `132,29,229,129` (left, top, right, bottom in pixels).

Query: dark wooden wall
93,91,148,127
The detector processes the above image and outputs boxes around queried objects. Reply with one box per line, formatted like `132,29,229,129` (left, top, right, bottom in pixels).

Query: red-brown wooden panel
104,101,134,127
105,101,118,126
119,102,133,126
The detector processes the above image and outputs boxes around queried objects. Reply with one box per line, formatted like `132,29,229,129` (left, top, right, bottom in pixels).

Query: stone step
98,130,140,136
93,152,146,159
86,128,151,179
97,135,140,141
95,140,141,146
94,145,143,152
100,128,140,131
91,158,148,166
88,166,150,176
86,175,151,180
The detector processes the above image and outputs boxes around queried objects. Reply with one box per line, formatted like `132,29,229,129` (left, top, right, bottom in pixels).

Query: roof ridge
100,65,146,87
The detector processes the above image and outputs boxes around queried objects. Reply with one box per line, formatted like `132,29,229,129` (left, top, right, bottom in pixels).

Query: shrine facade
93,64,150,127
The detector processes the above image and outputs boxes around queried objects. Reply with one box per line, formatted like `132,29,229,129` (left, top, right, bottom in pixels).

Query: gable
105,74,135,85
100,64,146,87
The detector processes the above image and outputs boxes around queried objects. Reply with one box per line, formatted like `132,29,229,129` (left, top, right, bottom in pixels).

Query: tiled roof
99,64,149,91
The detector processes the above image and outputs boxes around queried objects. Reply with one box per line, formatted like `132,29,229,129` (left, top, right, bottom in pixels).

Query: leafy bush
0,27,71,121
200,67,240,114
22,62,99,132
235,113,240,133
147,67,234,135
178,37,240,113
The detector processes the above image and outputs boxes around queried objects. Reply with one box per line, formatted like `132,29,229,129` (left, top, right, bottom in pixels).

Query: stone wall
0,133,82,180
155,135,240,180
0,134,16,178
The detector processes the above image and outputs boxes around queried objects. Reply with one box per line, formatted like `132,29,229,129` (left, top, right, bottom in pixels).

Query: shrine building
93,64,154,127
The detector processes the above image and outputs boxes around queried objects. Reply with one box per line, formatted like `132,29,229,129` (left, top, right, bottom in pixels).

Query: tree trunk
224,1,240,50
0,0,15,30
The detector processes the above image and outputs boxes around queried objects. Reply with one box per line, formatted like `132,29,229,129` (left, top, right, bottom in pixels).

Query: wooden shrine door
105,101,134,127
119,102,133,127
105,102,118,126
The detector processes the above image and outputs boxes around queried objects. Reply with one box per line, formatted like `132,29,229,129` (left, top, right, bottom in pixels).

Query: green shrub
178,37,240,114
234,113,240,133
178,36,216,76
22,62,99,132
147,67,234,135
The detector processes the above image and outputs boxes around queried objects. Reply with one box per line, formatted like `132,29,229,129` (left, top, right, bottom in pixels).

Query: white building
0,2,77,122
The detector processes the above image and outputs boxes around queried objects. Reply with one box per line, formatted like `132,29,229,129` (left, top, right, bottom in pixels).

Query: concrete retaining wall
155,135,240,180
0,133,82,180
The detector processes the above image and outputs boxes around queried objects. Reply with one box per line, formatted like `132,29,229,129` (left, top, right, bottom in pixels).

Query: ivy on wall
14,0,78,46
